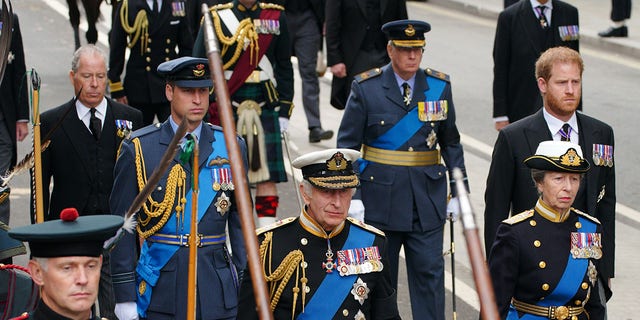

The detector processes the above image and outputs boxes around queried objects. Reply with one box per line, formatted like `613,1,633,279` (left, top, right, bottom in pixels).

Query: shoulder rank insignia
259,3,285,10
573,208,601,224
347,217,385,237
256,216,297,235
425,67,450,83
503,210,534,225
355,68,382,83
210,2,233,11
130,123,160,139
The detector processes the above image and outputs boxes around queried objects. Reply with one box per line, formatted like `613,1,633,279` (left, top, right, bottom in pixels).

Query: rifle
200,4,273,320
452,168,499,320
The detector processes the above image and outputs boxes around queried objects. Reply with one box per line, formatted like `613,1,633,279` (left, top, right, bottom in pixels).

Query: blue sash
297,225,375,320
507,216,596,319
359,76,446,172
136,130,227,316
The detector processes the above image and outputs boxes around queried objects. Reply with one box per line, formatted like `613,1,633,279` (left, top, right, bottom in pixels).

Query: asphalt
428,0,640,58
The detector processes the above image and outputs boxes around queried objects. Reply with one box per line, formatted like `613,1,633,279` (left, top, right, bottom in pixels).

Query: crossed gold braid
260,232,307,319
209,10,260,69
119,0,150,55
133,138,187,239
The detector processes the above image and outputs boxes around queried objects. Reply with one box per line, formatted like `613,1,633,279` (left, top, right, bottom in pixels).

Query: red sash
208,8,281,123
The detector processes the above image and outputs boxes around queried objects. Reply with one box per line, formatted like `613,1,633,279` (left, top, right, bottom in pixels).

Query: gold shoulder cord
132,138,187,238
119,0,150,55
208,9,260,69
259,232,308,319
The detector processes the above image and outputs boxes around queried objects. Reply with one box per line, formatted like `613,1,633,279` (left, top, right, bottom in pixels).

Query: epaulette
573,208,601,224
256,216,297,235
209,2,233,11
259,3,285,10
130,123,162,139
425,67,450,83
355,68,382,83
206,122,223,132
502,210,534,225
347,217,386,237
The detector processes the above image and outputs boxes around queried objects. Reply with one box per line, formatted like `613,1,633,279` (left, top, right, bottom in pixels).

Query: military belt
224,70,270,83
511,298,585,320
147,233,226,247
362,145,440,166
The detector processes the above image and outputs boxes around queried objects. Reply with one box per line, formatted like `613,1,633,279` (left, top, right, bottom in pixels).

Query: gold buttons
542,283,549,291
146,57,151,62
534,240,541,247
301,261,308,268
431,123,435,127
530,220,537,227
165,48,170,53
300,238,308,245
166,38,171,44
408,147,414,152
305,286,310,293
342,309,349,316
145,66,151,72
438,172,442,176
574,300,581,306
369,176,374,181
571,316,578,320
148,38,152,43
575,222,582,229
146,48,151,53
157,185,163,191
380,120,385,125
165,57,170,61
538,261,546,269
581,282,588,290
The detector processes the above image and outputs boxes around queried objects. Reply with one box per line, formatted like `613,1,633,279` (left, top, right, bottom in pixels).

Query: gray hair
71,44,107,73
33,257,49,271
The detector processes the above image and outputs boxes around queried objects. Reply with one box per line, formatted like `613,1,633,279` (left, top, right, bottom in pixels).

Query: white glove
115,302,139,320
447,197,460,222
348,199,365,221
278,117,289,133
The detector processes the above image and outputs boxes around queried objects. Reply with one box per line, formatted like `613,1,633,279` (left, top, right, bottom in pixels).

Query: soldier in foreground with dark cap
8,208,123,320
337,20,468,320
237,149,400,319
109,57,247,320
488,141,607,319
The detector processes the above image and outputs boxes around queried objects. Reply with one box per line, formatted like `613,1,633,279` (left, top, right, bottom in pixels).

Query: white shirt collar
76,97,107,124
543,107,579,141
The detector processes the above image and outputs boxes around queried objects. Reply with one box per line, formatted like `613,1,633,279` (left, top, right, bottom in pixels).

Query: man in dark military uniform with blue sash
488,141,607,319
8,208,123,320
237,149,400,319
337,20,468,320
109,57,247,320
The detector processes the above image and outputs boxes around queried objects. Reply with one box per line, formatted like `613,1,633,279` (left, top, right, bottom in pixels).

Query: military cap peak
525,141,590,173
382,19,431,48
157,57,213,88
292,149,361,190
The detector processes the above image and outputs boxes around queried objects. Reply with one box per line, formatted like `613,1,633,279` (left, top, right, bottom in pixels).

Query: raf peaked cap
382,19,431,48
524,141,590,173
9,208,123,258
292,149,361,190
157,57,213,88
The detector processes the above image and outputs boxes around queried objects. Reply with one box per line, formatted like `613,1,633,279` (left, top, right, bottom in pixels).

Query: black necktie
560,123,571,142
152,0,158,14
89,108,102,140
402,82,411,106
536,5,549,29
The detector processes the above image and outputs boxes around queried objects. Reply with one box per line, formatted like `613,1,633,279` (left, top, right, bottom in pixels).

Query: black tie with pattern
560,123,571,142
89,108,101,140
537,5,549,29
402,82,411,106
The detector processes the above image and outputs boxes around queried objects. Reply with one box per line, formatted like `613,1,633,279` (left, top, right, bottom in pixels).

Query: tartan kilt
232,84,287,183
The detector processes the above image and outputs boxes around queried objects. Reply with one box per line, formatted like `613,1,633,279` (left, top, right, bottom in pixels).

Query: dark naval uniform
194,0,293,184
10,302,103,320
108,0,193,125
489,202,607,320
237,215,400,319
109,121,248,319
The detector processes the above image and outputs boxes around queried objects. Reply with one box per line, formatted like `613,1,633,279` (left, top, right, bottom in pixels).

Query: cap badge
560,148,581,167
193,64,206,78
326,152,348,171
405,24,416,37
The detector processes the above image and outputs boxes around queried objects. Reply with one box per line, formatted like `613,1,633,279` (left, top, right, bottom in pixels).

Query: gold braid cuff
132,138,187,238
